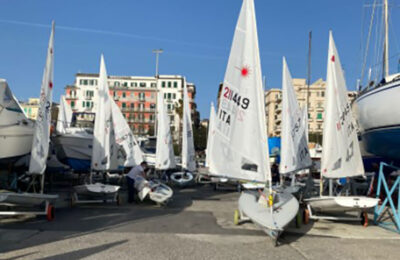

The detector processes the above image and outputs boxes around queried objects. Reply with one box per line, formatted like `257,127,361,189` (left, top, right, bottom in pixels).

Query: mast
384,0,389,78
306,31,312,118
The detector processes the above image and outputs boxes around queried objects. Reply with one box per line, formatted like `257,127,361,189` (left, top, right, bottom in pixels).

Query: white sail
279,58,312,174
205,102,216,168
28,21,55,175
111,99,143,167
209,0,270,183
91,55,112,171
56,95,72,134
155,93,176,170
321,32,364,178
182,83,196,172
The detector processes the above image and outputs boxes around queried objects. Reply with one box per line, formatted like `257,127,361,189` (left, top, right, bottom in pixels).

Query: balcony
85,96,92,100
66,95,77,100
316,106,324,112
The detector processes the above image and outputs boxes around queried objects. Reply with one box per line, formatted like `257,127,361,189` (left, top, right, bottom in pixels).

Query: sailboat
0,21,58,220
304,32,379,223
208,0,299,243
170,83,196,186
111,99,143,167
0,79,34,165
72,55,120,205
354,0,400,161
279,57,312,195
53,95,93,171
133,92,173,205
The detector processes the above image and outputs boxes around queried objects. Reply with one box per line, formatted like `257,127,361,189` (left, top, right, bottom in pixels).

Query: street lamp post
153,49,163,77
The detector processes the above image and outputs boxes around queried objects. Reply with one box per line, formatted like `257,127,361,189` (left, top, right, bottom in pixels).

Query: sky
1,0,400,119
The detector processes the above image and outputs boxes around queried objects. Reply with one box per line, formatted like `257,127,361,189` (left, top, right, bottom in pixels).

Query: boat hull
0,124,33,165
74,183,120,200
0,192,58,207
54,130,92,171
355,80,400,159
238,190,299,239
305,196,379,213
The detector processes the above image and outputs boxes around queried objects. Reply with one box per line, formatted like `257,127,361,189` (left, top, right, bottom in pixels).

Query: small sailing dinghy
304,32,379,223
72,55,120,205
135,93,174,205
279,58,312,197
170,83,196,187
0,22,58,220
208,0,299,244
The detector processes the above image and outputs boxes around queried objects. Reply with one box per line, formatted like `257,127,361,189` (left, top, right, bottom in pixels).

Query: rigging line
389,8,400,61
361,0,377,86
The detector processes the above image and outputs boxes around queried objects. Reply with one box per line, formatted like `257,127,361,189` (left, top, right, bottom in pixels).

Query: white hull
238,190,299,240
135,177,173,204
305,196,379,213
354,79,400,159
0,123,33,163
74,183,120,199
0,192,58,207
170,171,194,186
54,128,93,161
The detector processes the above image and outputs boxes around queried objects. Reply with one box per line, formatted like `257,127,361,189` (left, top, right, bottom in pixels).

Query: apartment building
64,73,197,139
265,78,356,137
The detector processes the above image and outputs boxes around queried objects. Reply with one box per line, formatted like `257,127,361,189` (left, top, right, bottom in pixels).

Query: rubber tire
296,210,302,228
46,204,55,221
70,194,76,208
361,212,369,227
116,194,121,206
234,209,240,225
303,208,310,225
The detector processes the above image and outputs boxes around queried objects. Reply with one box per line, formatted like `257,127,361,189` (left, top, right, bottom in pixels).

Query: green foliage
193,124,207,151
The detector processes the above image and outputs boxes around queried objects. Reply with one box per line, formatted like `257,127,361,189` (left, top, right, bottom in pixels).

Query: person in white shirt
126,161,148,203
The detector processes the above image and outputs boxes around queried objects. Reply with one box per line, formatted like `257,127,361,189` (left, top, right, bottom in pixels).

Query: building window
308,113,311,119
164,93,167,99
139,93,145,100
170,115,174,122
140,82,146,87
130,103,134,108
321,91,325,97
123,92,126,98
167,93,171,99
317,124,321,129
162,81,166,88
173,93,176,99
115,82,120,87
168,82,171,88
123,82,128,87
86,101,90,107
174,82,178,88
150,103,156,109
150,83,156,88
317,113,322,120
82,101,85,107
122,103,126,108
71,101,75,107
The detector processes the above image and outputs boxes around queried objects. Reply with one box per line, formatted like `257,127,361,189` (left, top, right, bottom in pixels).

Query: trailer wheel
234,209,240,225
361,212,369,227
116,194,121,206
296,209,302,228
46,204,55,221
303,208,310,225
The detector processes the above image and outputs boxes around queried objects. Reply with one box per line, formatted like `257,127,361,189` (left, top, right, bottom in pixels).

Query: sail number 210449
223,86,250,110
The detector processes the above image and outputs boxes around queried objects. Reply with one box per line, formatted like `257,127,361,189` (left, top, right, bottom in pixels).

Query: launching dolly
374,162,400,233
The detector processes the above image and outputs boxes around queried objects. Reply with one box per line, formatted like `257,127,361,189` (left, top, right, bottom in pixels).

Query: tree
193,124,207,151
